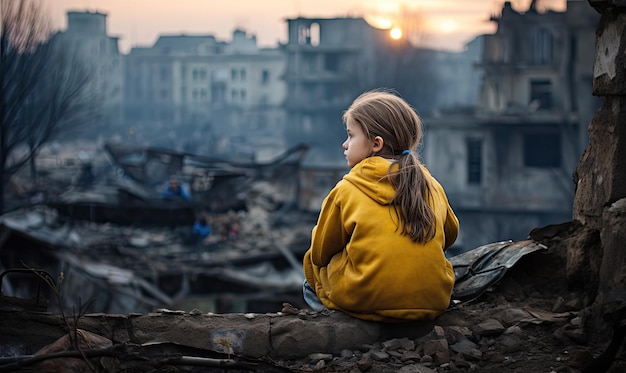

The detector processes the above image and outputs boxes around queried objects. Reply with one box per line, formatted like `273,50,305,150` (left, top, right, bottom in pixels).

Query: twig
0,344,126,372
156,355,257,370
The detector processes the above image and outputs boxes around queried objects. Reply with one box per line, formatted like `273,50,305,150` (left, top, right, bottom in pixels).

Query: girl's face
342,117,374,168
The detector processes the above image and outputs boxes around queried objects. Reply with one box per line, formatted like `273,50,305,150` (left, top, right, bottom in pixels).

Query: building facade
423,0,601,251
284,17,486,212
123,30,287,161
283,17,396,161
53,11,123,136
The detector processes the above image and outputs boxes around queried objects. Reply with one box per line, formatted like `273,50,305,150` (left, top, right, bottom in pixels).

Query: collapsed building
0,142,314,314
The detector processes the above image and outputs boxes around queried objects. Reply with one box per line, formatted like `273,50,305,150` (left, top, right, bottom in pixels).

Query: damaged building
422,0,601,251
0,143,313,315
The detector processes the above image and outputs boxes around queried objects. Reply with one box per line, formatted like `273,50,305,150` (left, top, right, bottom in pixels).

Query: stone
423,338,449,364
473,319,505,337
450,337,483,361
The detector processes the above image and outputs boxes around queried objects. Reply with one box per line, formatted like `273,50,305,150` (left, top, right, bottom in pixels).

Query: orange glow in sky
390,27,403,40
46,0,567,53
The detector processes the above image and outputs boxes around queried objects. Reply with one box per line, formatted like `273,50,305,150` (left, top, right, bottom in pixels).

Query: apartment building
53,11,123,135
282,17,397,159
123,29,287,160
423,0,601,250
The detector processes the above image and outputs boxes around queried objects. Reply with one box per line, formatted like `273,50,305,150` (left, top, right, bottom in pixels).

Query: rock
423,338,449,364
308,353,333,362
369,350,390,362
357,355,373,371
500,335,524,353
401,350,421,362
382,338,403,351
497,308,532,326
450,337,483,361
474,319,505,337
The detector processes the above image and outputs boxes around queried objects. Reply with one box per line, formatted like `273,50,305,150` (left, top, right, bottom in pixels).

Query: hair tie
401,150,411,155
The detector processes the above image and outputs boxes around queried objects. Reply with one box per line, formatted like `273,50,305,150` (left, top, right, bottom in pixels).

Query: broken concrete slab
0,307,434,361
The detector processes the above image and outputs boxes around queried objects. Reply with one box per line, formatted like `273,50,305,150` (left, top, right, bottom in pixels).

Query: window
467,139,482,184
302,116,312,133
530,79,552,110
240,69,246,81
325,54,339,72
211,82,226,103
298,22,320,46
240,89,246,102
309,23,320,46
524,132,561,168
534,28,553,65
261,70,270,85
231,68,238,80
160,67,169,81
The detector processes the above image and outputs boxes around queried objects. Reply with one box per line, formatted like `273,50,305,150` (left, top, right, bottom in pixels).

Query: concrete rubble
0,280,603,372
2,229,618,372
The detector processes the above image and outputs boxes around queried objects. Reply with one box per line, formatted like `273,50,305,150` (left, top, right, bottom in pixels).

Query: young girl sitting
302,89,459,322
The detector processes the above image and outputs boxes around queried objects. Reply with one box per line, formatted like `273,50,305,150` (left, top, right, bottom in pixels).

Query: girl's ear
372,136,384,152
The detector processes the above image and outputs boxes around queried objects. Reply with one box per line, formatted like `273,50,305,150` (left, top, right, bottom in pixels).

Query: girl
302,90,459,322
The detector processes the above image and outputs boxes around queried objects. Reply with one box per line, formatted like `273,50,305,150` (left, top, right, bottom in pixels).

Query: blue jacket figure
161,177,191,201
193,218,212,239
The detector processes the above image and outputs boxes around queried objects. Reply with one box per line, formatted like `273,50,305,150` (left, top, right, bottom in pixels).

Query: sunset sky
47,0,567,54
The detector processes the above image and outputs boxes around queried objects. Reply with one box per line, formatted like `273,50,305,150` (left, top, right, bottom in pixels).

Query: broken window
467,139,482,185
523,132,561,168
530,79,552,110
297,22,320,46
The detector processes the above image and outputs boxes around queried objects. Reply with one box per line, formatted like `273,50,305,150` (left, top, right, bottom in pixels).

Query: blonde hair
343,89,435,243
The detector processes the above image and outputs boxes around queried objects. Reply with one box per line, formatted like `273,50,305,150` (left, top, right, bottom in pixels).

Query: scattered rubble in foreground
2,231,624,372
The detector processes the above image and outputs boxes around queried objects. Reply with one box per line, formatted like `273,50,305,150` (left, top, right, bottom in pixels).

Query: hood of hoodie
343,156,397,205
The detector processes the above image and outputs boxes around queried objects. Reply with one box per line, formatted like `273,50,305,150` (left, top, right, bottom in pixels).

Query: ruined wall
573,0,626,335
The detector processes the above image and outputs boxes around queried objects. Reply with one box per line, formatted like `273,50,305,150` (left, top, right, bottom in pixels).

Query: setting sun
390,27,402,40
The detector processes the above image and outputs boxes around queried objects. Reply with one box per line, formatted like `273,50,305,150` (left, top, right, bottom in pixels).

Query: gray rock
474,319,505,337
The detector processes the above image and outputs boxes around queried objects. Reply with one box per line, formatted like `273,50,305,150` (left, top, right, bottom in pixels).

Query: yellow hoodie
303,156,459,322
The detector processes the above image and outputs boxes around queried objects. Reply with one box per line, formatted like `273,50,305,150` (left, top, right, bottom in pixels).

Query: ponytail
388,153,436,243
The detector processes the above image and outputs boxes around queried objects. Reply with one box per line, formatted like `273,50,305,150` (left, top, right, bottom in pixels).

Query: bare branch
0,0,99,212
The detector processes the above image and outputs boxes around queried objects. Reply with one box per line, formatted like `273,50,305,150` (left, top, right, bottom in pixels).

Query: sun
390,27,402,40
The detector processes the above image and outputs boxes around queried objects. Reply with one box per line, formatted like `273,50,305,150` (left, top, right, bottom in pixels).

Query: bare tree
0,0,97,213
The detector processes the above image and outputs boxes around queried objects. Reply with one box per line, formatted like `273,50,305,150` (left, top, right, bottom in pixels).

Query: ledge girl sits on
302,89,459,322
